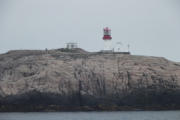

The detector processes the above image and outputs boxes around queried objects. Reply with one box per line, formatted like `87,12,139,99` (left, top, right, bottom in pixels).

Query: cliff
0,48,180,111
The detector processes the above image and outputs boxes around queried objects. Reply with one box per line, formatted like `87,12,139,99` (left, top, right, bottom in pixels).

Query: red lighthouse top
103,27,112,40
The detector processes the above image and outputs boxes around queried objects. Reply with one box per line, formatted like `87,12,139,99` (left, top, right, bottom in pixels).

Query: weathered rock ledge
0,48,180,111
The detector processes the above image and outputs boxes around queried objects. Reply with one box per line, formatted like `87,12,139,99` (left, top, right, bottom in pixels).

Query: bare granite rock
0,48,180,111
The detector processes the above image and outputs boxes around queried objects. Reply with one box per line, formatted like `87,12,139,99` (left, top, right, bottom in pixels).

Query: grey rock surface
0,48,180,110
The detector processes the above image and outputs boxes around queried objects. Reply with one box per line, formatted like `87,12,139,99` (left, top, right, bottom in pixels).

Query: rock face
0,48,180,111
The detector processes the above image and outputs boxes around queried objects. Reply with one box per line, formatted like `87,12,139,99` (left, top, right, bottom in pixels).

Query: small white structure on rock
66,43,78,49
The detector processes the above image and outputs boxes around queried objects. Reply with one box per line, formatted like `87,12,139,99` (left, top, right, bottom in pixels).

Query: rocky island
0,48,180,112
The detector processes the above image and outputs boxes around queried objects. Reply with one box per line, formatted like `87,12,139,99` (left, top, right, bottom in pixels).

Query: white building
66,43,78,49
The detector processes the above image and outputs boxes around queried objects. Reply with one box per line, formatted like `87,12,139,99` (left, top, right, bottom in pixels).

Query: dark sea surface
0,111,180,120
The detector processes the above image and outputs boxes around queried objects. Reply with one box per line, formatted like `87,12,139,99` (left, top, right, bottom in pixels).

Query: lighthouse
103,27,112,51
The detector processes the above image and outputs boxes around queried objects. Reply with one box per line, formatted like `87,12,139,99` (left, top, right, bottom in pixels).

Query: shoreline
1,105,180,112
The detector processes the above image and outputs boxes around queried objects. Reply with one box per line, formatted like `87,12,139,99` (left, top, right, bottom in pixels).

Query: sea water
0,111,180,120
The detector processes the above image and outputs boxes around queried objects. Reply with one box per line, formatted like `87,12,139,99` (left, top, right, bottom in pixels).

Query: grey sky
0,0,180,61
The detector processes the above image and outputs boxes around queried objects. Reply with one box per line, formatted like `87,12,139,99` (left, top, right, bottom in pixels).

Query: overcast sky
0,0,180,61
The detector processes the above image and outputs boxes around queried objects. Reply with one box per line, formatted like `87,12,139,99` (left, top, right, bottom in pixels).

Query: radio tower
103,27,112,51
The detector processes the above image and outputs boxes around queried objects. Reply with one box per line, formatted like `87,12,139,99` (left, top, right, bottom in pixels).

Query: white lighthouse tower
103,27,112,52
